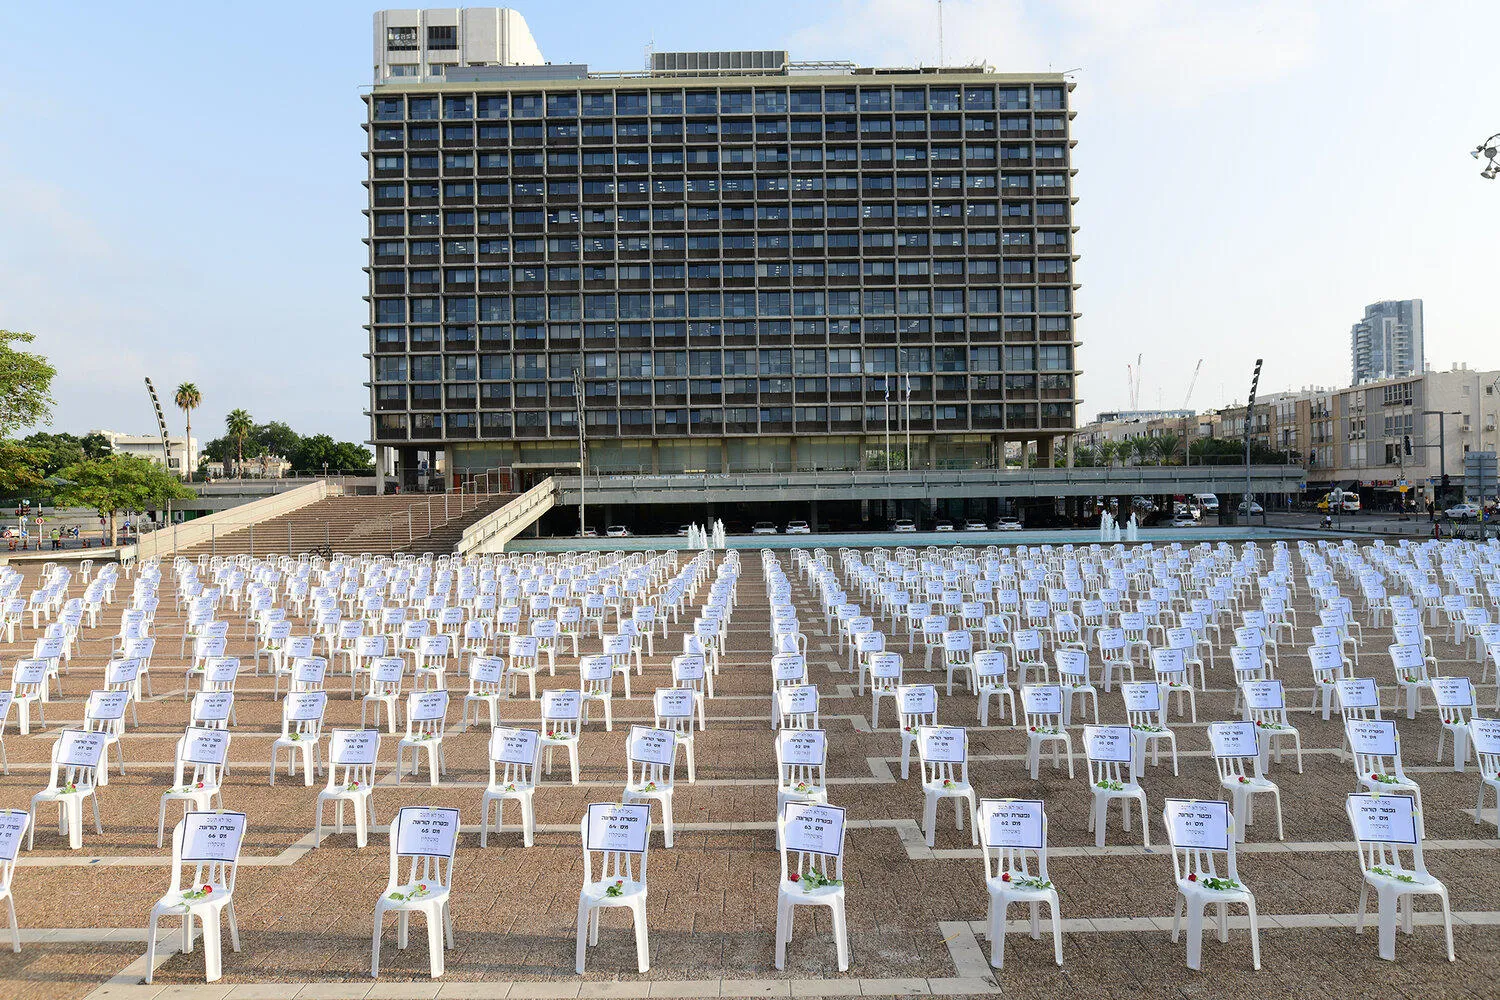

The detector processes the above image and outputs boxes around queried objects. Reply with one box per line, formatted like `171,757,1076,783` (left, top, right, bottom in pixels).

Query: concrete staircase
171,493,516,558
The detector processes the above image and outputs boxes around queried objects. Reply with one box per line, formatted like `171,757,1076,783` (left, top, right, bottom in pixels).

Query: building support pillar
1065,434,1075,469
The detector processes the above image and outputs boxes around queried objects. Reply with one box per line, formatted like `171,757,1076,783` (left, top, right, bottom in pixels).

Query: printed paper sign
920,726,966,763
1335,677,1379,710
1242,679,1285,711
585,801,650,853
973,651,1007,679
1021,685,1063,716
330,729,380,765
1431,676,1475,708
180,811,247,863
490,727,540,765
627,725,676,765
86,690,130,721
1152,648,1186,674
0,691,12,721
285,691,327,722
870,652,903,679
779,685,818,715
395,806,460,857
979,799,1044,851
471,656,504,684
293,659,327,686
192,692,234,722
1084,725,1133,763
204,658,239,684
1346,718,1398,756
1208,721,1259,758
372,658,404,684
1055,649,1088,678
778,729,827,765
898,684,937,715
0,810,28,862
409,691,449,722
773,654,807,682
14,660,47,685
1467,717,1500,755
781,801,845,857
1122,681,1161,713
543,689,582,720
34,636,65,659
1347,793,1418,845
1164,798,1231,852
673,655,706,681
105,659,141,684
656,688,695,719
183,727,230,765
581,654,614,682
1389,644,1425,672
57,729,108,769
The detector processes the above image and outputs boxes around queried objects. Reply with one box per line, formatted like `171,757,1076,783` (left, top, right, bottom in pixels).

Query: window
386,27,418,51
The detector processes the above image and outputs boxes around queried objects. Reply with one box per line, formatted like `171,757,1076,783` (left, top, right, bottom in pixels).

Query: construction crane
1182,358,1203,408
1126,353,1143,410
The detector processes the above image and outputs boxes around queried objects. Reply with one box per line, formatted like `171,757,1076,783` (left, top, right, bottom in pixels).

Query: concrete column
1037,436,1054,467
810,498,819,531
1065,434,1075,469
651,440,660,474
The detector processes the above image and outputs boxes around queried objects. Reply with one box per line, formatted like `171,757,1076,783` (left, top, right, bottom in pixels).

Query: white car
1171,513,1197,527
1446,502,1482,520
751,521,778,535
934,520,955,532
963,520,989,532
994,517,1023,531
605,525,632,537
675,524,691,536
1237,501,1264,515
892,519,917,533
785,520,811,534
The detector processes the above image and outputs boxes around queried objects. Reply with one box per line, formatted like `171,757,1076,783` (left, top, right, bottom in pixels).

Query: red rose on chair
1001,872,1011,882
1187,873,1197,882
202,884,213,894
788,872,799,882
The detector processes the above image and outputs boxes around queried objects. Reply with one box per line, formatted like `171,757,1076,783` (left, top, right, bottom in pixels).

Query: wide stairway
173,492,516,558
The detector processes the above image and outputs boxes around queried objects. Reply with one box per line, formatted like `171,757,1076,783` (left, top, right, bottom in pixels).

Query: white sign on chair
330,729,380,766
394,806,460,857
1347,793,1418,845
183,728,231,766
585,801,650,854
782,801,846,856
180,810,247,863
1163,798,1231,852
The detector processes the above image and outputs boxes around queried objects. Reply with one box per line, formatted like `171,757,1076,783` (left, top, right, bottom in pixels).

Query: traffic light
1403,435,1412,456
1442,474,1451,489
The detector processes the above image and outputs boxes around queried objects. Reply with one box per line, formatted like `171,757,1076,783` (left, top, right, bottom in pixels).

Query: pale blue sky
3,0,1497,445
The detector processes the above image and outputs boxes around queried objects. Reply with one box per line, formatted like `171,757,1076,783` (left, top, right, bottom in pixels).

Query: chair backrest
282,691,328,739
83,690,130,736
542,688,583,739
1346,717,1403,778
1121,680,1165,728
778,801,845,885
626,725,677,787
173,727,231,788
488,727,541,787
917,725,968,785
1083,724,1133,783
291,656,327,692
404,690,450,739
978,797,1049,882
1346,792,1426,877
1021,684,1065,729
653,688,696,736
1388,642,1429,684
581,801,651,887
1430,676,1475,726
0,808,30,888
1207,720,1262,782
190,691,234,729
165,810,246,898
580,653,614,697
327,729,381,790
386,806,460,893
775,727,827,788
777,684,820,729
1162,798,1236,883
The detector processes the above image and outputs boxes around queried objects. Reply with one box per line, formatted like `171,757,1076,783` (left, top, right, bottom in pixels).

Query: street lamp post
1420,409,1463,509
1473,132,1500,180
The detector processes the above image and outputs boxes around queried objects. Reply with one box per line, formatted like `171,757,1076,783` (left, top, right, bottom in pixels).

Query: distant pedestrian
50,527,61,550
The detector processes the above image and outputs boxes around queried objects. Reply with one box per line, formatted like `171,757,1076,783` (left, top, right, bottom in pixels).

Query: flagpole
884,377,891,472
904,372,913,471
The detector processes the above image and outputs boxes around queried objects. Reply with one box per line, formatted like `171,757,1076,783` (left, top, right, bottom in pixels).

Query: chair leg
370,908,383,978
426,907,444,977
574,899,591,974
831,898,850,972
632,899,650,973
1185,901,1204,970
144,911,160,983
1245,896,1261,970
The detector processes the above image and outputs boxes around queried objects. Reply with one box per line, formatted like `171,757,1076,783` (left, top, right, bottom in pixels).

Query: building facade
90,430,197,476
363,19,1081,488
374,8,543,83
1351,298,1423,384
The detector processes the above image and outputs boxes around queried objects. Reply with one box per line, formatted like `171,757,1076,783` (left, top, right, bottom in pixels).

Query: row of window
375,402,1073,436
373,345,1073,381
372,288,1071,324
372,145,1065,171
371,86,1067,122
373,260,1066,284
374,373,1073,400
372,118,1067,143
374,201,1066,226
373,175,1065,202
369,234,1061,255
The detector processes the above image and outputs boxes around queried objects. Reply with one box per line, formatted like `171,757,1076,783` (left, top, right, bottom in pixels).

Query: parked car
1194,493,1220,513
934,520,955,532
582,527,599,538
892,519,917,533
785,520,811,534
995,516,1023,531
1446,502,1482,520
751,521,778,535
963,519,989,531
605,525,632,537
1237,500,1264,515
1171,513,1197,527
675,524,691,536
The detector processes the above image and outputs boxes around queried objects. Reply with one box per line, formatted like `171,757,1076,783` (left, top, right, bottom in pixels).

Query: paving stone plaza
1,537,1499,1000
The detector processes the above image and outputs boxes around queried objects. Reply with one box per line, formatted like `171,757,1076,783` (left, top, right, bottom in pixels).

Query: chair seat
377,881,450,911
922,779,973,796
1363,868,1445,892
582,878,646,904
780,878,844,900
32,786,93,804
985,875,1057,902
1222,776,1276,792
153,885,233,915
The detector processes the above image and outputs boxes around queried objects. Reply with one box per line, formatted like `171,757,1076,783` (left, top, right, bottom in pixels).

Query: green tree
291,435,375,475
0,440,45,494
253,420,301,459
53,454,195,545
174,383,201,480
1154,431,1183,466
79,431,112,459
225,409,253,477
20,431,85,476
0,330,56,436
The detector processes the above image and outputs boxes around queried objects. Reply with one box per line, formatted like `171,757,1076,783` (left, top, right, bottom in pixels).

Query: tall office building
373,8,544,83
364,12,1080,488
1350,299,1423,385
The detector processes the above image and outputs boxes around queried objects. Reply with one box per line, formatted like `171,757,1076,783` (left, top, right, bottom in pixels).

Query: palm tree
173,383,201,481
1096,440,1118,467
226,408,254,478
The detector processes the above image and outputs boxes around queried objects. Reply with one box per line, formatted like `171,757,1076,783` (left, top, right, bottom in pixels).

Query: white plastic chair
1022,685,1074,780
775,728,828,822
270,692,326,787
1347,792,1454,962
774,801,849,972
542,689,583,785
461,655,506,729
362,657,406,734
396,691,449,786
973,650,1015,727
144,811,245,983
979,798,1062,968
317,730,380,848
28,730,105,850
576,801,651,973
480,728,541,847
1208,721,1284,842
156,729,229,848
371,807,459,978
1083,725,1148,847
1122,681,1178,778
1055,649,1098,726
580,653,616,732
1163,798,1260,971
1471,717,1500,831
0,809,30,951
653,688,698,783
918,726,978,846
622,726,677,848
